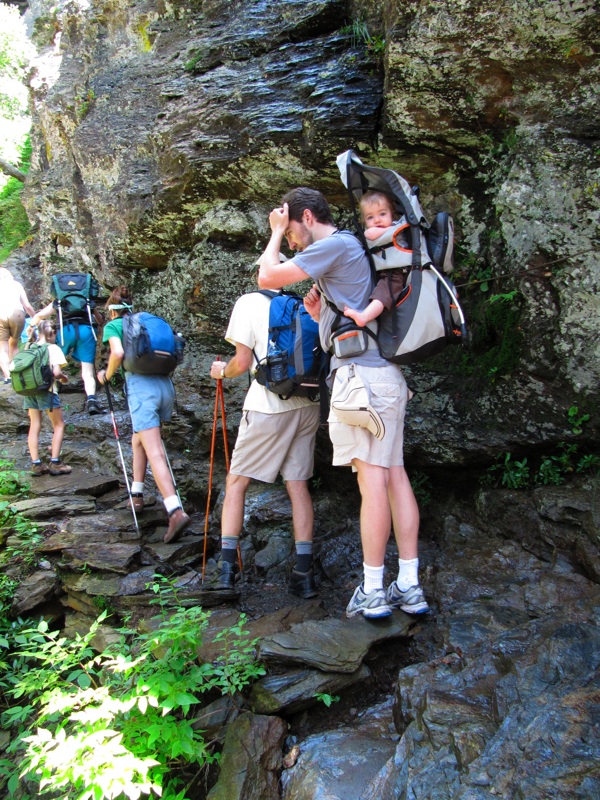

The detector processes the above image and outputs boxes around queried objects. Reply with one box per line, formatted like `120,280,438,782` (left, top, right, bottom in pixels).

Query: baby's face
362,198,394,229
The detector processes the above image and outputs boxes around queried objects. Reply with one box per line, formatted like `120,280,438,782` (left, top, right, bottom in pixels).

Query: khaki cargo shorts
328,363,409,469
230,405,320,483
0,309,26,342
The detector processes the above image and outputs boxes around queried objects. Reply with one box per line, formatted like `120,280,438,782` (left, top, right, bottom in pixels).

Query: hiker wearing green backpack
97,286,191,544
15,320,72,476
257,188,429,620
0,267,35,385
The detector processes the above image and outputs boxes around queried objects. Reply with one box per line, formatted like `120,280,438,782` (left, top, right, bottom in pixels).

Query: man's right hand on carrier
304,284,322,322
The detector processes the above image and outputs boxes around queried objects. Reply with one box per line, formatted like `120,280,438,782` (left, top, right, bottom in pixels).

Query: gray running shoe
346,584,392,619
386,582,430,615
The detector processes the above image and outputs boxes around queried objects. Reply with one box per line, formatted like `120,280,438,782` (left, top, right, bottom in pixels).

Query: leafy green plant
342,17,385,57
314,692,340,707
0,574,18,611
75,88,95,121
483,452,530,489
0,577,265,799
0,138,32,262
576,453,600,473
536,455,565,486
567,405,590,435
488,290,518,304
0,458,29,497
0,501,42,568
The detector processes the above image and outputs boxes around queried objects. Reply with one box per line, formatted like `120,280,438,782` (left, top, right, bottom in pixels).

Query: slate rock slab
27,471,119,498
10,495,96,519
144,535,205,563
260,614,414,673
11,569,59,615
60,543,142,573
250,663,372,715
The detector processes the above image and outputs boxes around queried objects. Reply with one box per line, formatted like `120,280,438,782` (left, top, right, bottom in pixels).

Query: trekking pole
202,361,242,582
162,440,182,507
217,378,230,470
216,377,242,575
104,381,139,533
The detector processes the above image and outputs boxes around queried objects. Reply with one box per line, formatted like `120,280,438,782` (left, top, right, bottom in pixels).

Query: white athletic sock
363,563,384,594
163,495,181,515
131,482,144,495
397,558,419,591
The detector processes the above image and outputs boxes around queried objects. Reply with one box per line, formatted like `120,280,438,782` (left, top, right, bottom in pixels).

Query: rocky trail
2,380,599,798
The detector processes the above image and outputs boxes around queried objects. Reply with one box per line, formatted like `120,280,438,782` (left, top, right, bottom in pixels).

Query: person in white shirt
0,267,35,383
209,289,320,598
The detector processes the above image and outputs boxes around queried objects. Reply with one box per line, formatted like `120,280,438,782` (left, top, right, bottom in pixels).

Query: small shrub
483,452,529,489
0,577,265,799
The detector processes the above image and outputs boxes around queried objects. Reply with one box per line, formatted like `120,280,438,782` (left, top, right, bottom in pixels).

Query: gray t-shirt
292,231,387,369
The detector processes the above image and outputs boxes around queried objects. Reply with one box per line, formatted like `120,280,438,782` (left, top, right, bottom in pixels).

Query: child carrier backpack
252,290,328,400
10,343,54,396
50,273,100,343
122,312,185,376
336,150,466,365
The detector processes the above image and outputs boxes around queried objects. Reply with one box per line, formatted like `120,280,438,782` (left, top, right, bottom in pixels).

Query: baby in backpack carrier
343,190,409,328
19,320,72,477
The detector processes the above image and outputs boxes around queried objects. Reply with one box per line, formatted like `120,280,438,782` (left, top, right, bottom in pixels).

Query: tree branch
0,157,26,182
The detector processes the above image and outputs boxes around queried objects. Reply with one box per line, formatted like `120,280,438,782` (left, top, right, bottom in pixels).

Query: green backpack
10,344,54,396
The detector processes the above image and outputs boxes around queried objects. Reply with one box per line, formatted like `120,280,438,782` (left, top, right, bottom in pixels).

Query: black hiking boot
87,395,104,415
208,560,238,591
289,568,318,599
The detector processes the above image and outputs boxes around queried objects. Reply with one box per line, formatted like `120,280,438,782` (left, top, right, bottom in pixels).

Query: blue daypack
253,290,327,400
122,312,184,376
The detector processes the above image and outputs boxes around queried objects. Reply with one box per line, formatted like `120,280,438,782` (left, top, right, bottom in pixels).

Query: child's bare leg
47,408,65,459
344,299,385,328
27,409,42,461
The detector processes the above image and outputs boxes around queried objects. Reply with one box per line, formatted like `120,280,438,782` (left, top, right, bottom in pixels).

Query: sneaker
87,395,104,415
346,584,392,619
48,460,72,476
164,507,190,543
130,493,144,513
31,462,49,476
3,377,11,385
289,568,318,599
386,582,430,615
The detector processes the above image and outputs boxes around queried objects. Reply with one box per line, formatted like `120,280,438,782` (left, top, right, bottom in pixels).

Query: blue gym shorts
125,373,175,433
58,323,98,364
23,392,61,411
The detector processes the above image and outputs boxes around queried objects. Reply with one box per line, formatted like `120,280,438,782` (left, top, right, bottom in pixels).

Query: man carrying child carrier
257,187,429,619
208,287,321,599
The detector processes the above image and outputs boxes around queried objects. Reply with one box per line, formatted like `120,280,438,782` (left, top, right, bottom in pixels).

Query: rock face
15,0,598,472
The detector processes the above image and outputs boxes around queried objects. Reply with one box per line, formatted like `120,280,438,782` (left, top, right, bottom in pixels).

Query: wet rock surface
1,382,598,798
